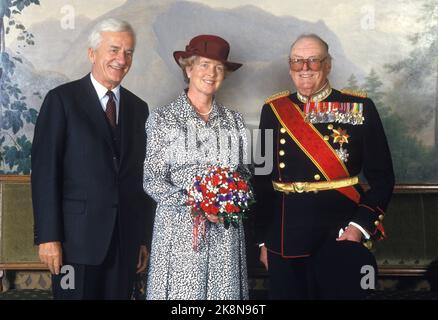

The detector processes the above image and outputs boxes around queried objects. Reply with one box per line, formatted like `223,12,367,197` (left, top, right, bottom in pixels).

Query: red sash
269,96,361,204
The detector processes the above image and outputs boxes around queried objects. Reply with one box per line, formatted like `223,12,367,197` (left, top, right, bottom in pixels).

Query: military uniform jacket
254,88,395,258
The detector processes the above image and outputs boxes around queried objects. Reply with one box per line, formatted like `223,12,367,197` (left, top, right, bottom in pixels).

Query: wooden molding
249,266,428,278
393,184,438,193
358,184,438,194
1,175,438,192
378,266,427,277
0,262,47,270
0,175,31,183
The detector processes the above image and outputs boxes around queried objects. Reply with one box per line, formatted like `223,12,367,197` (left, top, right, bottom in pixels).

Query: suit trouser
267,251,315,300
51,224,134,300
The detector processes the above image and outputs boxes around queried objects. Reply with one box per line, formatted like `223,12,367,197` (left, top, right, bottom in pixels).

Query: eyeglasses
289,56,328,71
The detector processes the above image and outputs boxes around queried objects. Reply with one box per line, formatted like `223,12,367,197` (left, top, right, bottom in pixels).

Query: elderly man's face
88,31,135,90
289,37,331,96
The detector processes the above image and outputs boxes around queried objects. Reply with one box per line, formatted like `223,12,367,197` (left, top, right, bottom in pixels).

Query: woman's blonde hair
178,56,198,83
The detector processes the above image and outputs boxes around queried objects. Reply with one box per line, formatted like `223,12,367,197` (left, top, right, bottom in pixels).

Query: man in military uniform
254,34,395,299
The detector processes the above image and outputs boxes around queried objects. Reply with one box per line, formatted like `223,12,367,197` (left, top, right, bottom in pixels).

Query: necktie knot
105,91,116,128
106,90,114,99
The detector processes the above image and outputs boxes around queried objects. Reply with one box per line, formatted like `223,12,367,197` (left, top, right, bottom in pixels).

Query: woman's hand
205,214,222,224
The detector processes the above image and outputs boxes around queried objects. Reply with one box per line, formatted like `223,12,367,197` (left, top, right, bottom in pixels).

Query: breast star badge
329,127,350,162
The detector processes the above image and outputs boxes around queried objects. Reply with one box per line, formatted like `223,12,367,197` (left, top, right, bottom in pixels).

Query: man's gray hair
290,33,332,62
88,18,136,50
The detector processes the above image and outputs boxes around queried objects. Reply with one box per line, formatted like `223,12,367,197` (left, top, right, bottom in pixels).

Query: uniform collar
297,81,332,103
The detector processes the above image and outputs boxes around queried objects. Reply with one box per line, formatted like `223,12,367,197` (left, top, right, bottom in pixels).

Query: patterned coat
143,91,250,299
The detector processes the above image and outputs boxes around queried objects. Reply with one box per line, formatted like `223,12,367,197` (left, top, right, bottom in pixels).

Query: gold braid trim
341,88,367,98
264,90,290,104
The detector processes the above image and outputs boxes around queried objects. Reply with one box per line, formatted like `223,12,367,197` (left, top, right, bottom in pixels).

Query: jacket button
280,127,286,134
314,174,321,181
379,214,384,221
280,138,286,145
279,162,285,169
323,135,330,141
279,150,285,156
328,124,334,130
374,220,380,226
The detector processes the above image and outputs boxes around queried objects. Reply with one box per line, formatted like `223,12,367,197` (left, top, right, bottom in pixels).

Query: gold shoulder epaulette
265,90,290,104
341,88,367,98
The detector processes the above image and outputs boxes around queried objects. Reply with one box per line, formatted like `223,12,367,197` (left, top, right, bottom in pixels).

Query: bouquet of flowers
187,165,254,250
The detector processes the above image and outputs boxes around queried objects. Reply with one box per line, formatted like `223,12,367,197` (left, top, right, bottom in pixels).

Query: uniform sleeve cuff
349,221,371,240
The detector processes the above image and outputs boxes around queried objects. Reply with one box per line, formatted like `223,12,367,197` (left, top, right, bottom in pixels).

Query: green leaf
3,110,24,134
11,100,26,111
28,108,38,124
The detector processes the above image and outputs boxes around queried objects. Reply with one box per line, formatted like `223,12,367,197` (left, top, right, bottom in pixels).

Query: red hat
173,35,242,71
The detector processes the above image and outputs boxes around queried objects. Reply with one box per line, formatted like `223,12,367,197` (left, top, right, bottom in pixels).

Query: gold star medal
330,127,350,162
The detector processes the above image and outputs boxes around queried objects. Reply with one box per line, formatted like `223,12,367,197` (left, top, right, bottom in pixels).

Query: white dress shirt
90,73,121,124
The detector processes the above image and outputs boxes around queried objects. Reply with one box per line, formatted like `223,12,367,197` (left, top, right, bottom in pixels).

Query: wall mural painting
1,0,437,183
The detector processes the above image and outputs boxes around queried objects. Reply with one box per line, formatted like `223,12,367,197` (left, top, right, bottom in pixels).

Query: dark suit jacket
254,89,395,257
31,74,155,266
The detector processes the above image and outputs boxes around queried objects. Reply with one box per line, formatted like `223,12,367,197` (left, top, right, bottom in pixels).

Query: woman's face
186,57,226,97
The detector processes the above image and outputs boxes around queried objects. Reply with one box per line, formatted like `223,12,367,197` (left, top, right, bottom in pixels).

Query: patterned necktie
105,90,116,128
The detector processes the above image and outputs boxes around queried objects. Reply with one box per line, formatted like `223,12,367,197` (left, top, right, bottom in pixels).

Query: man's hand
39,241,62,274
136,245,149,274
336,224,362,242
259,245,268,271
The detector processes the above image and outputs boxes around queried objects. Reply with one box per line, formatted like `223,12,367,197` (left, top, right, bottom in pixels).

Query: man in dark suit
254,34,394,299
31,18,154,299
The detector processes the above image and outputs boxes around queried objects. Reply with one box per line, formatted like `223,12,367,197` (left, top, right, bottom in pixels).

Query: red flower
212,175,221,186
228,182,237,191
219,187,228,194
210,206,219,215
237,180,248,191
206,191,216,200
201,201,211,213
225,203,240,213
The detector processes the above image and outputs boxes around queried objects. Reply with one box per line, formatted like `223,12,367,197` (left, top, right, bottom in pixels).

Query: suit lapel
119,87,130,169
79,74,116,158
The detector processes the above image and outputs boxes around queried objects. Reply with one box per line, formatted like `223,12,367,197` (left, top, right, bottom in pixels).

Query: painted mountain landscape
1,0,438,183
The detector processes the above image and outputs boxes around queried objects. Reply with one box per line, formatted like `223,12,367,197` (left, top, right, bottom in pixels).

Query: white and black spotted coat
143,91,250,300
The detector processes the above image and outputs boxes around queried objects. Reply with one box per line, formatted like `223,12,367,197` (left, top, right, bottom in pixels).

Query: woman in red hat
143,35,250,299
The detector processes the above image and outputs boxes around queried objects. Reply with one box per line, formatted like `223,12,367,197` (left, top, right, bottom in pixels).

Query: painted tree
347,69,438,182
0,0,40,174
345,74,359,91
363,69,384,106
386,0,438,148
